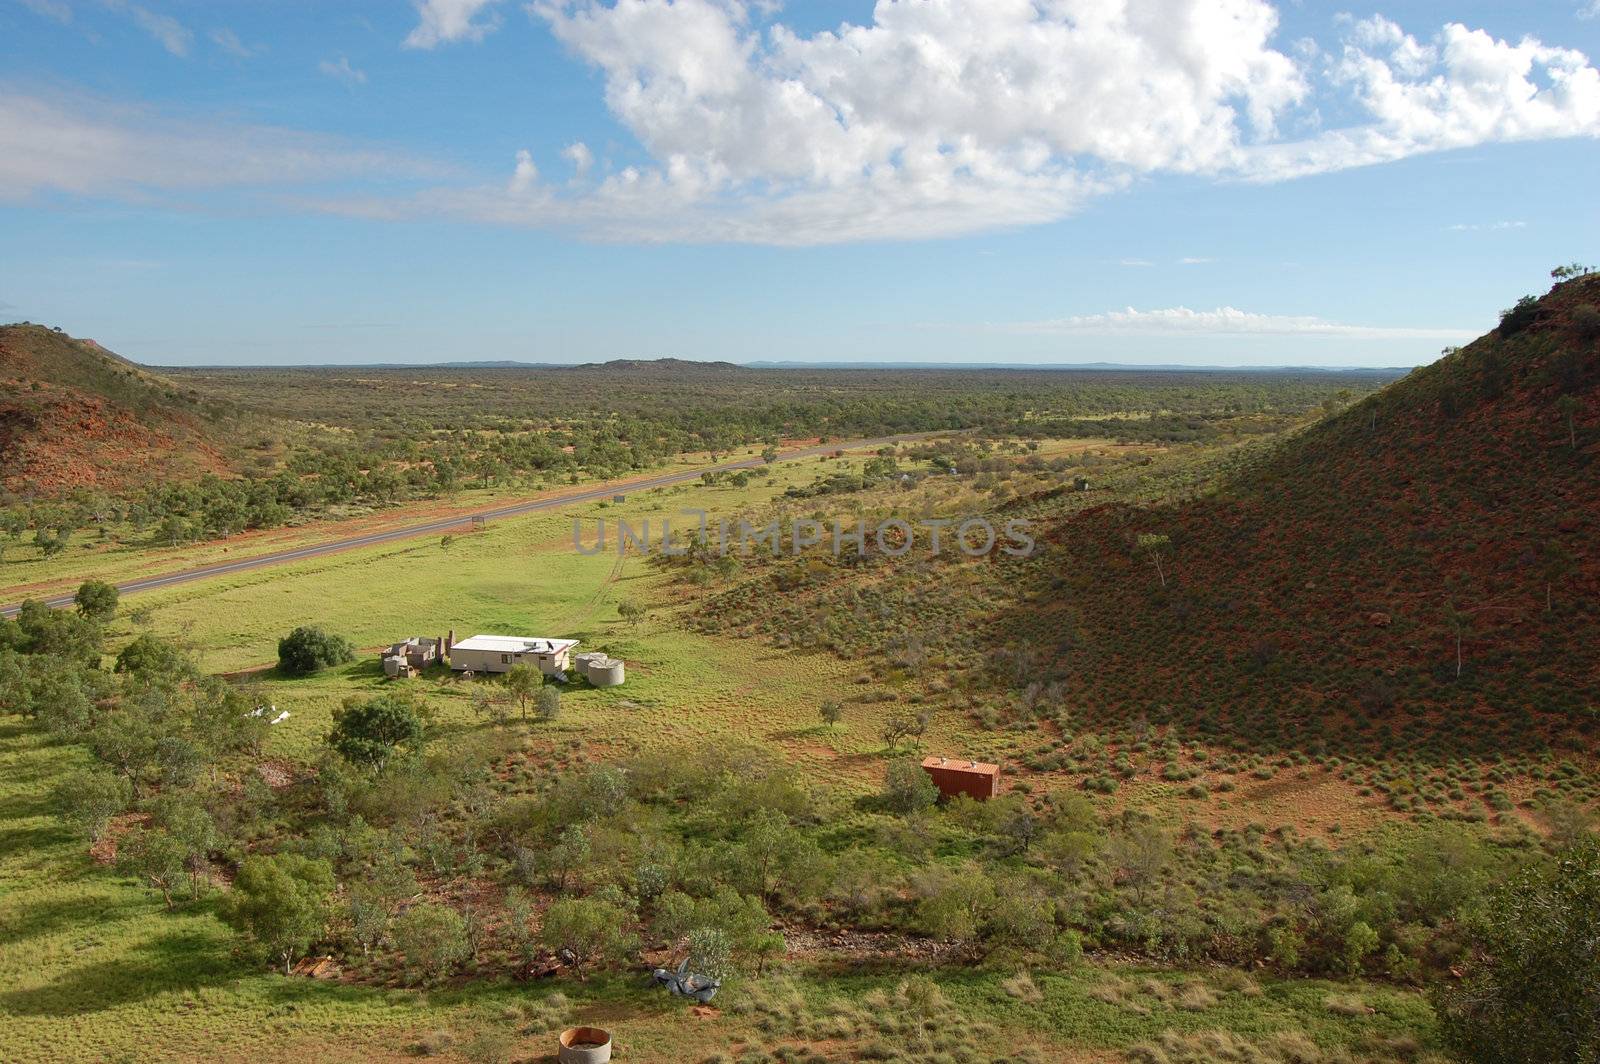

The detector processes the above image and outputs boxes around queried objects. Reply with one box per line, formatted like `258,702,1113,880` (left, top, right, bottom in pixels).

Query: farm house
449,634,579,676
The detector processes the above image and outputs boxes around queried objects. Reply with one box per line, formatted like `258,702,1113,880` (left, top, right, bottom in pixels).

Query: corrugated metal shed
921,755,1000,801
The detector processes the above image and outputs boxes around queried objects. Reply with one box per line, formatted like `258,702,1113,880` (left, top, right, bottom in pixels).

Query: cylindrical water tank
590,659,625,687
573,652,605,681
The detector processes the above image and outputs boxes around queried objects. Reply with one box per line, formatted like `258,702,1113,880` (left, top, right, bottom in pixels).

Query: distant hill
567,357,745,373
0,325,234,496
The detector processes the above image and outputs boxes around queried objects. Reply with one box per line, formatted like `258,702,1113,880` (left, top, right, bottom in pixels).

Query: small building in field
921,755,1000,801
381,636,442,678
449,634,578,676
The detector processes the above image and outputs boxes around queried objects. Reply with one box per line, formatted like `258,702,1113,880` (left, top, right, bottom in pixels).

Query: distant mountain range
139,356,1410,374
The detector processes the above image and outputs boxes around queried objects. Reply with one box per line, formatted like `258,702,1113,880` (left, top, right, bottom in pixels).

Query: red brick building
921,756,1000,801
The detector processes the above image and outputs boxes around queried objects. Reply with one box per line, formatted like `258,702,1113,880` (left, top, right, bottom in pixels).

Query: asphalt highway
1,432,939,618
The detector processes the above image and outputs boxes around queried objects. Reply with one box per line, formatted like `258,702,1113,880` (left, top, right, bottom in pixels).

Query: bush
74,580,119,622
277,626,354,676
114,633,190,678
1572,304,1600,343
881,758,938,815
327,693,425,771
1437,839,1600,1063
391,903,471,984
1498,295,1540,336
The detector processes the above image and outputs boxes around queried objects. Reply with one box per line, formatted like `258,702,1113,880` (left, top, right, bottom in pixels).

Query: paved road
1,432,938,617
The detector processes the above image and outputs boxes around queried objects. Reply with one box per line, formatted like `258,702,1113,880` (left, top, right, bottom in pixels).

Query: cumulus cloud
991,306,1476,340
0,92,435,200
319,56,368,85
1235,16,1600,180
403,0,503,49
562,141,594,176
388,0,1593,244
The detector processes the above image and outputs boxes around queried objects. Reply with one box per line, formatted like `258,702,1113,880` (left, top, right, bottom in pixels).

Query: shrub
1498,295,1540,336
277,626,354,676
73,580,119,622
882,758,938,815
391,903,471,984
1572,304,1600,343
1437,839,1600,1063
327,694,425,771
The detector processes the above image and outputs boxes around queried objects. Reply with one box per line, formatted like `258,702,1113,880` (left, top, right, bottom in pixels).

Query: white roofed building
449,634,579,676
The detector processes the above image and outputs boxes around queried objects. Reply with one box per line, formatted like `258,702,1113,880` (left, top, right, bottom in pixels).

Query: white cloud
510,149,539,192
991,306,1476,340
103,0,193,57
209,27,259,58
1582,2,1600,21
0,92,435,200
319,56,368,86
379,0,1592,244
1235,17,1600,180
18,0,72,24
403,0,502,49
1179,257,1217,265
562,141,594,176
1446,220,1526,232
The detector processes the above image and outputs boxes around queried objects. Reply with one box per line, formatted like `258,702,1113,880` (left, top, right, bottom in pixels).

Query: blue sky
1,0,1597,367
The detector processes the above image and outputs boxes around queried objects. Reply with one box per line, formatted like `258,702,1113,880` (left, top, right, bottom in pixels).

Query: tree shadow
0,889,145,948
0,820,73,860
0,927,239,1016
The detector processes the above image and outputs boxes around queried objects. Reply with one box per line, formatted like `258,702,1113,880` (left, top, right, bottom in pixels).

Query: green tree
221,854,334,974
117,826,188,909
749,930,785,977
819,700,842,730
760,445,779,464
617,598,645,628
74,580,119,622
539,896,636,981
1438,840,1600,1063
1108,818,1172,905
149,796,219,899
546,824,591,891
882,758,938,815
277,626,355,676
52,766,131,843
114,633,192,678
1135,532,1172,588
503,664,540,723
914,863,996,956
391,903,471,985
327,694,425,771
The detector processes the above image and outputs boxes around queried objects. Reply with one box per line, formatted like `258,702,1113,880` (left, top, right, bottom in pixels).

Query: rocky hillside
0,325,234,496
1020,275,1599,758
